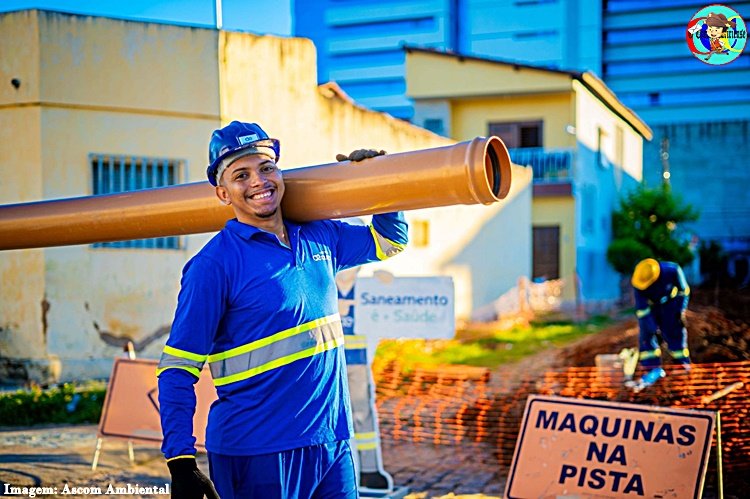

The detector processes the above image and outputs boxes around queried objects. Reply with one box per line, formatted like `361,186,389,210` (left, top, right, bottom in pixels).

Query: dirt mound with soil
555,304,750,368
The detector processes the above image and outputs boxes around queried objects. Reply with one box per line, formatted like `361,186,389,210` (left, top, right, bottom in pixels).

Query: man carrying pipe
156,121,408,499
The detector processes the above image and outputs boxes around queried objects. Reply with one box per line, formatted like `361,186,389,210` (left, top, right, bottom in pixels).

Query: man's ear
215,185,231,205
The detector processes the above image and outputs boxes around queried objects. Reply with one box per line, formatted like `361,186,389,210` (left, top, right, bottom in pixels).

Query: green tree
607,183,699,275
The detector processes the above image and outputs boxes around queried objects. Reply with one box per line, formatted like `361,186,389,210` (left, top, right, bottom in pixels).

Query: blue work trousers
208,440,358,499
639,298,690,368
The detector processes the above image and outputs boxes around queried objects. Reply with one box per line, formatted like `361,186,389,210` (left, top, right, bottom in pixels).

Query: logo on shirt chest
312,249,332,262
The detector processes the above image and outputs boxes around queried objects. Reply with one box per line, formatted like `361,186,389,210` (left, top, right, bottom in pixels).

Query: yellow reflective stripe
639,349,661,360
684,285,691,296
166,455,196,463
209,319,343,381
355,432,377,440
213,336,345,387
670,286,679,299
163,345,207,362
369,226,406,261
156,365,201,378
635,307,651,318
208,314,340,362
344,336,367,349
355,441,378,451
671,348,690,359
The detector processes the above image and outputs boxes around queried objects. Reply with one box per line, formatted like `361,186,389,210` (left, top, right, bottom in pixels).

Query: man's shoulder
296,219,339,237
299,218,335,228
188,230,236,267
659,261,682,276
200,229,230,252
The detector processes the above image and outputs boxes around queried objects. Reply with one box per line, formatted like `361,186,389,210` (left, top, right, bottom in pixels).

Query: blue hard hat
206,121,281,186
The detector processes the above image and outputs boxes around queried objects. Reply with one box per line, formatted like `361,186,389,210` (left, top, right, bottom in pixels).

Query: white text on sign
354,276,454,339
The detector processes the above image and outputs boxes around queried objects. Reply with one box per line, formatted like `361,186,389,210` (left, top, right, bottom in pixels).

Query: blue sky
0,0,292,35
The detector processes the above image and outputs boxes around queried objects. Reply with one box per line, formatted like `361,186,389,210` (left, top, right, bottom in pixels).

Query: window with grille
488,120,543,148
90,154,183,249
532,226,560,280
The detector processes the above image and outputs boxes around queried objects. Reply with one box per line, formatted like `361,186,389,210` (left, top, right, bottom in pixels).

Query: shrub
608,183,699,275
0,382,106,427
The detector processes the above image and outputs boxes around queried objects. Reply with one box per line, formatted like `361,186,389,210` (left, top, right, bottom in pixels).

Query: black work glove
167,457,220,499
336,149,386,162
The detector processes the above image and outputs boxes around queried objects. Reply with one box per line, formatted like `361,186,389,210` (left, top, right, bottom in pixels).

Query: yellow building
406,47,652,309
0,10,531,382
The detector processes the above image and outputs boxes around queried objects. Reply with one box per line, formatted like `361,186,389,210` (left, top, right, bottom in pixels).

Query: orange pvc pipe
0,136,511,250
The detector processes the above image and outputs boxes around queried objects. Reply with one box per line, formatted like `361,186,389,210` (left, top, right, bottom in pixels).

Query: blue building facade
601,0,750,252
295,0,750,276
294,0,602,120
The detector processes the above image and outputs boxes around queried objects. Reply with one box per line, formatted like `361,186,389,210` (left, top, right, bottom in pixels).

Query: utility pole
660,136,671,188
215,0,223,30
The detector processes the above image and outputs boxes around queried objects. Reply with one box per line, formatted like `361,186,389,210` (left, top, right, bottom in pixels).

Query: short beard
255,208,278,219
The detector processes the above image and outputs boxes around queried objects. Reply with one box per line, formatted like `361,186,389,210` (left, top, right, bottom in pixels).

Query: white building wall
370,164,533,319
573,80,644,304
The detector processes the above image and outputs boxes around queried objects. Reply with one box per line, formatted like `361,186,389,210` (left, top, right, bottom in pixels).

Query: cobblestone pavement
383,441,506,498
0,425,507,498
0,425,171,498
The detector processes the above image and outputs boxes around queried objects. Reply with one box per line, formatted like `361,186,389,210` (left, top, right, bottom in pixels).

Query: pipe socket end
485,136,512,200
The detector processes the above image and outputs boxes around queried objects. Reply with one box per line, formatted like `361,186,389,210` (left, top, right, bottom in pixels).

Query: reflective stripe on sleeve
639,348,661,360
156,346,208,377
635,307,651,318
208,314,344,386
662,286,689,304
369,226,405,261
156,365,202,377
670,348,690,359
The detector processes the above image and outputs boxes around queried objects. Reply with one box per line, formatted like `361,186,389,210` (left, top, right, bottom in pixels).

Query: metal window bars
90,154,183,249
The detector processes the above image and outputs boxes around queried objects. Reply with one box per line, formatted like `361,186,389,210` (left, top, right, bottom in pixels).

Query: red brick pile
373,304,750,484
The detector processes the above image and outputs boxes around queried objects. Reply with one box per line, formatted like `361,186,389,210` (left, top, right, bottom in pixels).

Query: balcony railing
509,147,573,182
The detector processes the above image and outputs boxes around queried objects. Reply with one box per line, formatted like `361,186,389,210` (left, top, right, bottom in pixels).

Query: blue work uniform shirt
158,213,407,458
633,261,690,333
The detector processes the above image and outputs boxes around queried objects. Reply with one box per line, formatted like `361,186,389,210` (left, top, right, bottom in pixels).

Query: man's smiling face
215,154,285,225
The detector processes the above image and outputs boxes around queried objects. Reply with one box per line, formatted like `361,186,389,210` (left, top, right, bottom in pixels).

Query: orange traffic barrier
373,360,750,477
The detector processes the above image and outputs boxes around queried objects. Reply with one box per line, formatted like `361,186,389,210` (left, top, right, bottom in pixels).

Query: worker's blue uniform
157,213,407,498
633,261,691,368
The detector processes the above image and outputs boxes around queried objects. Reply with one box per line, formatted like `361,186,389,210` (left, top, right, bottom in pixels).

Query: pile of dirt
555,304,750,368
691,286,750,322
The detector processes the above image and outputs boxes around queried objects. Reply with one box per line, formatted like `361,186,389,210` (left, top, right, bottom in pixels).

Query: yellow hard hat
632,258,660,290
